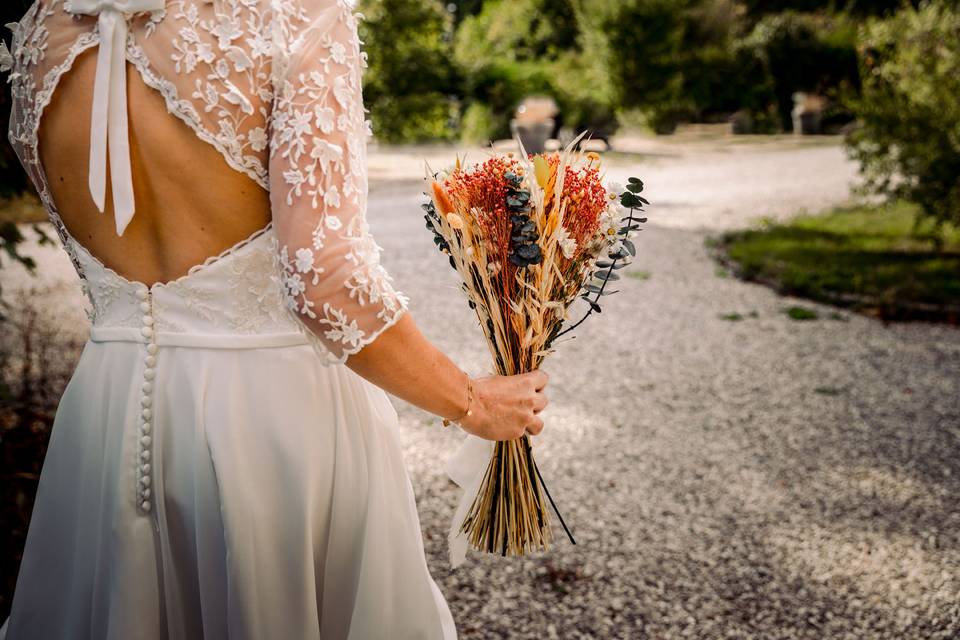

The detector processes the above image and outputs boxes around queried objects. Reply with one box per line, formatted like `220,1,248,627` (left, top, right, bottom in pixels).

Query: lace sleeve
269,0,408,363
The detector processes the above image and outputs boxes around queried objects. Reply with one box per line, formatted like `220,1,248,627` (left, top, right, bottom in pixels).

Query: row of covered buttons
136,285,157,514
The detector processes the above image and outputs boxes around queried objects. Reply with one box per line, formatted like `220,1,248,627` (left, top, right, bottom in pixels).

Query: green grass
784,306,818,321
717,202,960,322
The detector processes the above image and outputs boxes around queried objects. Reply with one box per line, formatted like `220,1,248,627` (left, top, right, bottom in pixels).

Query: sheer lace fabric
4,0,409,363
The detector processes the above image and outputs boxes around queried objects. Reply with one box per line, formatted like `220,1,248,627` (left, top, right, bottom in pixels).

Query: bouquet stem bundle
424,133,648,560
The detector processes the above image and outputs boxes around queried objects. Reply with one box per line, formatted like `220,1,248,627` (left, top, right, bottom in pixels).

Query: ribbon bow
65,0,165,236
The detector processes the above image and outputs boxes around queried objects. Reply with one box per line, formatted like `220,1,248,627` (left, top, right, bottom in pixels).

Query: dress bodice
76,224,299,338
2,0,409,363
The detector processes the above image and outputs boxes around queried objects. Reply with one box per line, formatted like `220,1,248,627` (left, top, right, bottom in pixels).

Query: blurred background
1,0,958,638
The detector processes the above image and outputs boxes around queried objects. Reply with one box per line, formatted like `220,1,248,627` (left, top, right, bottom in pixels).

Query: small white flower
329,41,347,65
310,138,343,166
599,207,619,240
221,79,254,115
248,127,268,152
212,15,243,49
294,248,315,273
323,185,341,208
314,106,335,134
285,273,307,297
607,181,624,197
333,74,352,108
227,48,253,73
557,225,577,259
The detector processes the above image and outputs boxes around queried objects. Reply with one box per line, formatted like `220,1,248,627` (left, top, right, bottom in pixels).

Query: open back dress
0,0,457,637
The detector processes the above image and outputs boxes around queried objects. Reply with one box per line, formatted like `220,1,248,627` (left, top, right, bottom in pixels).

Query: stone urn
791,92,826,135
511,96,558,154
510,119,555,154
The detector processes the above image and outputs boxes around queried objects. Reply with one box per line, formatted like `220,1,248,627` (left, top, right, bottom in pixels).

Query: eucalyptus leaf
620,192,642,208
623,238,637,257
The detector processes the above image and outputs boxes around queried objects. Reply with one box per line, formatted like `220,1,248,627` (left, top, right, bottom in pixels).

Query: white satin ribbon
65,0,165,236
444,432,495,568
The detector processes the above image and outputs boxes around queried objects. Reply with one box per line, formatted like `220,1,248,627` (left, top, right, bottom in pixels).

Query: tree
356,0,459,143
741,0,918,18
454,0,617,142
446,0,484,26
743,11,859,131
590,0,760,133
846,1,960,230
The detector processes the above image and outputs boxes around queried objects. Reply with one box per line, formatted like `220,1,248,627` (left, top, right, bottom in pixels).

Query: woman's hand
345,314,549,441
458,371,549,441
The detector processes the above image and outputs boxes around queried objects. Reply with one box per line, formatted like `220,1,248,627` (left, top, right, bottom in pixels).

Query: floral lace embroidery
5,0,408,360
269,0,408,357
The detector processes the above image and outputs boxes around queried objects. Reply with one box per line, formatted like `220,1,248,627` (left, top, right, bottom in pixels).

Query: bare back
6,0,408,362
40,49,271,286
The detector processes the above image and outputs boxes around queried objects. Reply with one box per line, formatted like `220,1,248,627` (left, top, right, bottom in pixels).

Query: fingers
524,416,544,436
532,390,548,414
520,369,549,392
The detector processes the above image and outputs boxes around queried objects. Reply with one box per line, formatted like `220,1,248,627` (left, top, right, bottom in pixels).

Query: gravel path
5,140,959,639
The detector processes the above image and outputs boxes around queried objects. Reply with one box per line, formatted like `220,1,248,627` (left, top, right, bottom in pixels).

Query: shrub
357,0,459,143
742,11,859,131
595,0,696,132
455,0,619,140
592,0,775,133
459,101,497,145
456,61,556,140
846,1,960,229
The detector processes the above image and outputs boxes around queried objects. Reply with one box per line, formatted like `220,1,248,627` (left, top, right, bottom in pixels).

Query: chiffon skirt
0,336,457,639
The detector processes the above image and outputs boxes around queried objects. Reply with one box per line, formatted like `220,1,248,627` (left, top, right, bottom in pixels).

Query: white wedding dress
0,0,457,637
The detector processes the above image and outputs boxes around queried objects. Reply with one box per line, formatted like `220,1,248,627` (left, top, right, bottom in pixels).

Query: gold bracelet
442,374,474,428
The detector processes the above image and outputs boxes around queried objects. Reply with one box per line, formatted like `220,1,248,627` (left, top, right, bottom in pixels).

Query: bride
0,0,549,638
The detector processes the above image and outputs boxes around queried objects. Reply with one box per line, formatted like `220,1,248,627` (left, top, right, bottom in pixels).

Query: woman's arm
346,313,547,441
267,4,548,440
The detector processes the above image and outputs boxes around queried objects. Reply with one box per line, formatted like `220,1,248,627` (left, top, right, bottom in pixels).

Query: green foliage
741,0,916,18
718,201,960,321
459,101,497,145
590,0,699,133
454,0,579,70
446,0,485,26
454,0,619,139
456,59,556,140
846,1,960,229
357,0,458,143
784,306,818,320
742,11,860,131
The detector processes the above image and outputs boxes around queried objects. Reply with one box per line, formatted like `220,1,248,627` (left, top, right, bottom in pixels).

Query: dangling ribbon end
114,202,134,237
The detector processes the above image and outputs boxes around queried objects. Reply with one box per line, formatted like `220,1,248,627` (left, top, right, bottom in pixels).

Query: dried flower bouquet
424,133,649,563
